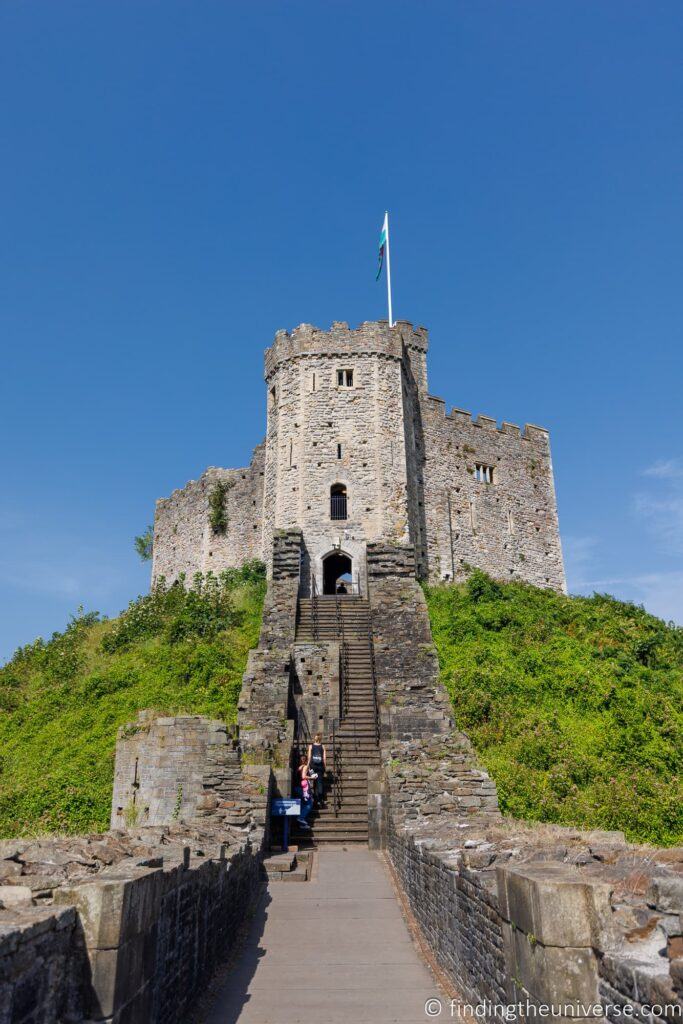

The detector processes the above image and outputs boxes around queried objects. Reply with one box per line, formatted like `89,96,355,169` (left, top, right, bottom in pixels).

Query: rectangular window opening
337,443,342,459
475,463,495,484
337,368,354,387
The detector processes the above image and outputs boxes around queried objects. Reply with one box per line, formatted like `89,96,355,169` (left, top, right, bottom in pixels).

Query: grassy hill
0,565,266,839
2,560,680,846
424,571,683,846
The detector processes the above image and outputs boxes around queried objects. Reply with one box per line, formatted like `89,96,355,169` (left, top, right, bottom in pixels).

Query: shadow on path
203,848,441,1024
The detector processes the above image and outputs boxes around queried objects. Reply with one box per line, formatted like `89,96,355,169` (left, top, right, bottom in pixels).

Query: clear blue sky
1,1,682,662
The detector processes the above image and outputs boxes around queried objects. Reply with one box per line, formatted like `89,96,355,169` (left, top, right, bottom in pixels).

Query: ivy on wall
208,479,234,533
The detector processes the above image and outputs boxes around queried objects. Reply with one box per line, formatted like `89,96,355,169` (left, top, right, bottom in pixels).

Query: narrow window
337,443,342,460
289,439,293,467
330,483,348,521
475,463,495,484
507,509,515,534
337,368,354,387
312,372,316,392
469,497,477,533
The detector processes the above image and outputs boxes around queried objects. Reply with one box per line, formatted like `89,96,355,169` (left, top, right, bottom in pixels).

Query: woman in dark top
307,733,327,806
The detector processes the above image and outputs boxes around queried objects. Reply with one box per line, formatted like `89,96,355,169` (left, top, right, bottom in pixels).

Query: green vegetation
424,572,683,845
133,525,154,562
0,563,266,838
208,480,233,533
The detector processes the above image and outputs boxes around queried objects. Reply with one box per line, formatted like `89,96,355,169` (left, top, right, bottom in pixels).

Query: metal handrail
335,593,350,719
331,718,343,817
295,705,313,755
310,574,319,641
366,593,381,747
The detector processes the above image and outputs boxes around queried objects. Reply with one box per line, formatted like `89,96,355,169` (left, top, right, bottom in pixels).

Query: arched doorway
322,551,353,595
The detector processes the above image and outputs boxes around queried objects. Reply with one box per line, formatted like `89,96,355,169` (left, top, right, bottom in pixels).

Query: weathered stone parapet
0,711,270,1024
382,770,683,1021
368,544,452,739
264,319,429,378
0,903,82,1024
151,445,266,587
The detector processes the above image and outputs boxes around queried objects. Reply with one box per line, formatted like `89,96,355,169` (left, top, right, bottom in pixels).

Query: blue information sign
271,798,301,817
270,798,301,852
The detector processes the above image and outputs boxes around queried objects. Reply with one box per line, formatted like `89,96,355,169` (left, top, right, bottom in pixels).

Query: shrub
0,567,266,838
424,574,683,845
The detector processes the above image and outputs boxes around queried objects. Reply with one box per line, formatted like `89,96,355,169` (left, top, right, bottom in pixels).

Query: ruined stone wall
111,713,248,830
368,546,679,1017
291,641,340,747
419,400,565,590
381,743,683,1019
151,445,265,586
367,542,452,740
0,837,263,1024
0,713,270,1024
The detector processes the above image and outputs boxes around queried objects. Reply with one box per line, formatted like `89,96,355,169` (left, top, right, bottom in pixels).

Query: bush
424,574,683,845
0,567,266,838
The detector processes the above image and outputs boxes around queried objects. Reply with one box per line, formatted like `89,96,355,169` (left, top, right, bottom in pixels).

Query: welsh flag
376,212,388,281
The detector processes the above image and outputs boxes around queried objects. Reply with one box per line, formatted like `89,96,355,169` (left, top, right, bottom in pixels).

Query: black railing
295,705,313,758
331,718,343,817
310,574,320,641
330,494,347,520
366,594,381,747
335,593,350,719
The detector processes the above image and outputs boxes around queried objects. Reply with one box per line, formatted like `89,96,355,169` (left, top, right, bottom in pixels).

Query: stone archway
322,551,353,595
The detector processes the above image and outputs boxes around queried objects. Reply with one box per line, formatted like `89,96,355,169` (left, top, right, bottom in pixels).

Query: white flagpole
384,211,394,327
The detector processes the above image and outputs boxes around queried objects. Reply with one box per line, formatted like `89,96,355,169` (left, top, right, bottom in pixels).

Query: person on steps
307,734,327,807
296,754,312,830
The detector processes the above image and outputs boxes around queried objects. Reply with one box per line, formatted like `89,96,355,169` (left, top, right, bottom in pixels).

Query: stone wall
151,445,265,586
382,747,683,1020
419,400,566,591
111,713,241,829
0,713,270,1024
291,641,340,746
367,547,679,1019
263,321,421,593
367,542,452,740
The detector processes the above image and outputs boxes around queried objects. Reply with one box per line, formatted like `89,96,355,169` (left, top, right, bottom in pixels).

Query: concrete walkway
204,847,441,1024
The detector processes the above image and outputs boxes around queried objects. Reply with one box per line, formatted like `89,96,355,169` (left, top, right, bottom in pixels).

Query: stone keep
152,320,565,592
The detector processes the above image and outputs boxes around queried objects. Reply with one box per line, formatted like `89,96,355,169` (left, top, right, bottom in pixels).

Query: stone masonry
0,713,272,1024
151,320,565,592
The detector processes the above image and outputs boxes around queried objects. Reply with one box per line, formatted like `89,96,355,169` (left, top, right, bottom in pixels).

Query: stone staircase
292,596,379,845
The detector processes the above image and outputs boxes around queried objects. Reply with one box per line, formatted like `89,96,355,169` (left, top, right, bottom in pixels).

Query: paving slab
204,847,442,1024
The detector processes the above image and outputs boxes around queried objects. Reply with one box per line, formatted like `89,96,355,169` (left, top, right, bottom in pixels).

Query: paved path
205,847,441,1024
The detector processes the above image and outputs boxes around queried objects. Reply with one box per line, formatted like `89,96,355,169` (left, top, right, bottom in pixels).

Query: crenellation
152,319,565,593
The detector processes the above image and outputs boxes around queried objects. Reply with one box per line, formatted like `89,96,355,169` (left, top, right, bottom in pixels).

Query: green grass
424,571,683,846
0,564,266,838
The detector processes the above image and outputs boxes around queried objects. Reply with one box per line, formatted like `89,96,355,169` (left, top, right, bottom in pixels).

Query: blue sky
1,1,682,662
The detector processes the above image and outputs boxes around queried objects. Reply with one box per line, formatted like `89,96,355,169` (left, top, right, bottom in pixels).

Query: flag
376,212,388,281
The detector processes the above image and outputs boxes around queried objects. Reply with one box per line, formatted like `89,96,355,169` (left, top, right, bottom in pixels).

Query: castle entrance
322,551,353,595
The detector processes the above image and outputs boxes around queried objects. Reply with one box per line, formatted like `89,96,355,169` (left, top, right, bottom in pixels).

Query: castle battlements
152,319,565,594
264,319,428,378
424,395,550,443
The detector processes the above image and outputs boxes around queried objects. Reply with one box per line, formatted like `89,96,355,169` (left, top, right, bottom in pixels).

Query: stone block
498,863,614,949
85,930,152,1018
506,924,600,1006
54,868,161,949
647,876,683,914
0,886,33,907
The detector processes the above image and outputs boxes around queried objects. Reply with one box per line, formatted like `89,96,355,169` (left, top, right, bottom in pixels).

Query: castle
152,320,565,593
